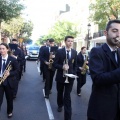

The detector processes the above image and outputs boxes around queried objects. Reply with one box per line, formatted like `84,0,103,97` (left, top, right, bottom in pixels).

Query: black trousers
56,80,74,120
19,65,23,80
13,77,19,97
0,84,13,114
77,72,86,94
40,62,45,80
23,60,26,72
44,68,55,96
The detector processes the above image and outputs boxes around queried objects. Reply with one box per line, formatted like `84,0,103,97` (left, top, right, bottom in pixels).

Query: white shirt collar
2,54,8,61
106,43,117,52
65,47,71,52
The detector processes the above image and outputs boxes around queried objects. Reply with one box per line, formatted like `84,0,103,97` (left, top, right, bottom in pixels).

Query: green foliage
2,17,24,37
38,20,79,44
2,17,33,40
0,0,25,22
20,20,34,38
89,0,120,30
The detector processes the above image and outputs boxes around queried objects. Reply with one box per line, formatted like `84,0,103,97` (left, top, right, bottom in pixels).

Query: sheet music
64,74,78,78
25,56,28,59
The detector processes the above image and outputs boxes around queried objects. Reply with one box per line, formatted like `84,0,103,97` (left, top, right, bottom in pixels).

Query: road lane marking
43,89,54,120
37,66,40,72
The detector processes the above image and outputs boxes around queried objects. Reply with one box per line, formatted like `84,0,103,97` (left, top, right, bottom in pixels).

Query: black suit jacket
77,52,84,73
87,43,120,120
53,47,77,83
13,48,24,66
0,55,19,88
41,47,55,71
38,46,46,61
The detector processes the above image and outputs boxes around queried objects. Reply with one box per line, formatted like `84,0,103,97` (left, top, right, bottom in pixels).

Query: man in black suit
87,20,120,120
41,38,56,98
38,39,49,81
0,43,19,118
10,39,24,98
76,46,88,96
53,36,77,120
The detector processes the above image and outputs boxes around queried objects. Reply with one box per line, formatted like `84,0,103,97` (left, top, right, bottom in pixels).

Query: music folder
64,74,78,78
50,46,58,53
9,43,18,50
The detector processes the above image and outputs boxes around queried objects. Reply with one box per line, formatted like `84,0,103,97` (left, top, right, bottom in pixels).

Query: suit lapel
0,56,2,73
117,48,120,67
80,52,84,62
5,56,11,68
62,47,66,60
102,43,118,68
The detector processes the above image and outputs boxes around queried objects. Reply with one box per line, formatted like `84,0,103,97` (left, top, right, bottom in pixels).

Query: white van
89,36,106,50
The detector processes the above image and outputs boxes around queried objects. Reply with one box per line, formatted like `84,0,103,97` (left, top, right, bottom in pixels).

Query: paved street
0,61,92,120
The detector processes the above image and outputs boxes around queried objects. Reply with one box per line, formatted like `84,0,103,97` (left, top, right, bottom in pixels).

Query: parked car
27,45,40,60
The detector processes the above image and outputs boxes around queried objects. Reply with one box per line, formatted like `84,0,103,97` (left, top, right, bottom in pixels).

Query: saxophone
81,55,89,75
0,61,12,85
48,52,54,69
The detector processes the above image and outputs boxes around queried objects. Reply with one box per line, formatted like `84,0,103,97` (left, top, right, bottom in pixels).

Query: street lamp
87,23,91,50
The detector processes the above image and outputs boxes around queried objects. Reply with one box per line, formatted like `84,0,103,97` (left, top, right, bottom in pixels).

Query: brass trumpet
63,54,69,83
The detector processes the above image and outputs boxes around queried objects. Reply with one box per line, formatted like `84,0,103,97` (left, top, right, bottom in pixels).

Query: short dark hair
106,19,120,31
49,38,54,43
64,36,74,41
0,43,9,49
12,39,18,42
81,46,86,50
46,39,50,42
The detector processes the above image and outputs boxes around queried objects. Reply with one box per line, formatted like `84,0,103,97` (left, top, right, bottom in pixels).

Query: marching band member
10,39,24,99
38,39,50,82
76,46,88,96
41,38,56,99
0,43,19,118
53,36,77,120
87,20,120,120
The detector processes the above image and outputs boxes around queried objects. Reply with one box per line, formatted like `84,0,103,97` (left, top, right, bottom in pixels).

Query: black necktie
2,59,6,73
67,50,70,60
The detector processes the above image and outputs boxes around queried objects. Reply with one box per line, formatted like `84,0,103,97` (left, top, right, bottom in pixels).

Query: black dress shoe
44,95,49,99
57,107,62,112
8,113,13,118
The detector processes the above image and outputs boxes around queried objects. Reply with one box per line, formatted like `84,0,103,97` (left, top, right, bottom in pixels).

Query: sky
23,0,66,41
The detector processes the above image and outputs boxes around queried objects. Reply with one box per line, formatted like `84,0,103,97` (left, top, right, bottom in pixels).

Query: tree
2,17,24,39
49,20,78,43
2,17,33,43
19,21,33,38
0,0,25,42
89,0,120,30
37,21,79,45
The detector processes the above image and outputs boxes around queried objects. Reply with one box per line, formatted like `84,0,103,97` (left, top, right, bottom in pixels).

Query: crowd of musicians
39,36,89,120
1,19,120,120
